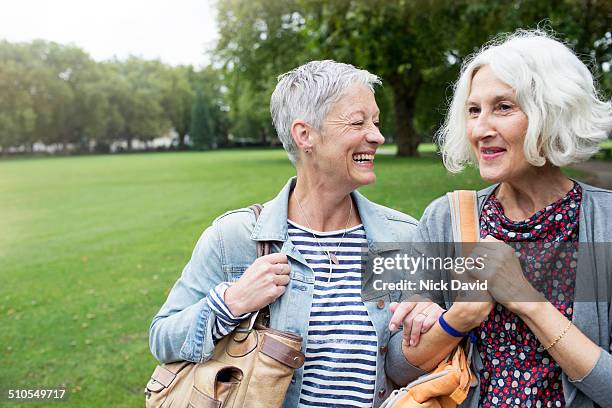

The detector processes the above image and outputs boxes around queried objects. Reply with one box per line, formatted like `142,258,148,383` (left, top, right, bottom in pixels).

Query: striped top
206,282,251,341
288,221,377,408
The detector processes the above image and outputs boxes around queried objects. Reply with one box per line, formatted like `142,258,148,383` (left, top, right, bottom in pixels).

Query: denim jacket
149,177,421,407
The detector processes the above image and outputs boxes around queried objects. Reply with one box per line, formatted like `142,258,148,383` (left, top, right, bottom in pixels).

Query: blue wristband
439,312,477,343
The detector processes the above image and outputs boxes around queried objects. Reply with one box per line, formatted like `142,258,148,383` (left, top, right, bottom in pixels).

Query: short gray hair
270,60,381,164
437,29,612,173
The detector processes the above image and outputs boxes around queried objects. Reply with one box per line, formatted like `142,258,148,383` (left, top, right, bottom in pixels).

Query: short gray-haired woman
400,30,612,407
150,60,438,407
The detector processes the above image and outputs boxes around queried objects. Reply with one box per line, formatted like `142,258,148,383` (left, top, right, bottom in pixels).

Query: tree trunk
127,137,133,151
178,133,186,150
389,74,421,157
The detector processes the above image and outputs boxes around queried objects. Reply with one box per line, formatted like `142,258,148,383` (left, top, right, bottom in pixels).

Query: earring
304,148,311,153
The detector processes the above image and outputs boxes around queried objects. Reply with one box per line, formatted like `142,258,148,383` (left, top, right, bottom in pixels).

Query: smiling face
466,65,530,183
310,84,385,190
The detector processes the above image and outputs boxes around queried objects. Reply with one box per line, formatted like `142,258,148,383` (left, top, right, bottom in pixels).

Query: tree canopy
0,40,227,153
1,1,609,155
214,0,611,156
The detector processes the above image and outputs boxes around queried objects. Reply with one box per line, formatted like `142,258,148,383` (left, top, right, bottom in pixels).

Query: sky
0,0,218,67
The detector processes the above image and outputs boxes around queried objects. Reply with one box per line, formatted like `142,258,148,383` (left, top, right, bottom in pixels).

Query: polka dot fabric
477,183,582,407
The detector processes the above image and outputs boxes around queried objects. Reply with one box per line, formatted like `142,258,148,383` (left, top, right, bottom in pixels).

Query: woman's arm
471,237,612,405
387,197,493,373
399,300,492,371
513,300,601,380
149,224,226,363
149,219,291,364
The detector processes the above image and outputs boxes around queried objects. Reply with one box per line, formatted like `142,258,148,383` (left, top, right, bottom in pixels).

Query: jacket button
291,376,296,384
379,346,388,354
377,299,385,309
378,388,386,397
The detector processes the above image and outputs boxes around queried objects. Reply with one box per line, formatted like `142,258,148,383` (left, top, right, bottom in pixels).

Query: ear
291,119,314,153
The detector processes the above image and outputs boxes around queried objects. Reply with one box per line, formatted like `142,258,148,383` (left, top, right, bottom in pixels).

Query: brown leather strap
260,334,305,369
248,204,273,327
189,386,221,408
151,365,177,388
249,204,271,257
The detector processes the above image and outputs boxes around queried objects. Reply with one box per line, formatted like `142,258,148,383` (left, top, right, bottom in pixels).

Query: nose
470,110,496,141
366,126,385,145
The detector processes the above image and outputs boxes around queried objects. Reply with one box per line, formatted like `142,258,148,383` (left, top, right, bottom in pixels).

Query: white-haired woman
149,60,441,407
399,31,612,407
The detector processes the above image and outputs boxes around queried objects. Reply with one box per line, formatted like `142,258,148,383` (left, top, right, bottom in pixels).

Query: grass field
0,149,588,407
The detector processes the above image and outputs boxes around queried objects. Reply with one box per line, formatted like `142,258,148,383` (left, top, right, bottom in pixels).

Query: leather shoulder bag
145,204,305,408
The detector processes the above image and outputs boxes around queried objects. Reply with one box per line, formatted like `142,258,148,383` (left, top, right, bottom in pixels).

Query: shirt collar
250,177,401,252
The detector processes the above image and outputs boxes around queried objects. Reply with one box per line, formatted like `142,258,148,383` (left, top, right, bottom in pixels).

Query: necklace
294,193,353,282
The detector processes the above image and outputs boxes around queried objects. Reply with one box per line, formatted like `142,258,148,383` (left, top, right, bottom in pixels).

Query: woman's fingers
421,303,445,333
270,263,291,275
403,302,432,346
388,301,416,331
273,274,290,286
389,296,445,347
260,252,288,264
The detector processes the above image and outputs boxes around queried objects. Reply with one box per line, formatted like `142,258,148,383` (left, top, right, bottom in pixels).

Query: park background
0,0,610,407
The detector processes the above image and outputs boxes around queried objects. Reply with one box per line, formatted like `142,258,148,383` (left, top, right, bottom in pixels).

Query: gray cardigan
398,181,612,408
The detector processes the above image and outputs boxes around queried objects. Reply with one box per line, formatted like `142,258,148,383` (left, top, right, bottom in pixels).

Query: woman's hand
388,295,445,347
444,300,494,332
224,253,291,316
468,236,542,313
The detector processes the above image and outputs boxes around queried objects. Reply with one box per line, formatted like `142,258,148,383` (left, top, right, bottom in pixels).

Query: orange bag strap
446,190,480,366
446,190,479,255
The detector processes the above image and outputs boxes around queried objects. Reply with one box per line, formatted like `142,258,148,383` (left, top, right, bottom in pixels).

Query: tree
190,89,215,150
105,58,171,150
159,65,195,149
0,44,37,150
190,66,230,146
215,0,312,144
214,0,611,156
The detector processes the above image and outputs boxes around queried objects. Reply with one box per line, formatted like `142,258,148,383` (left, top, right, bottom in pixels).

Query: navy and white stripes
288,221,377,408
206,282,252,340
204,222,378,407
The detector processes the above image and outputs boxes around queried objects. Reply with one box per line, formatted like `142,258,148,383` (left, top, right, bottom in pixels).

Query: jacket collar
250,177,399,252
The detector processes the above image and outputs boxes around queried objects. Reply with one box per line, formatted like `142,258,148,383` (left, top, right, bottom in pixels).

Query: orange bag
380,342,474,408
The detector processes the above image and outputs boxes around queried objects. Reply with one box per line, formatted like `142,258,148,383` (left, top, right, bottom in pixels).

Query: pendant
328,252,339,265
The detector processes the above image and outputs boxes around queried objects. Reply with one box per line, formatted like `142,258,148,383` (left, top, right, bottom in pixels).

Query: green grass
0,148,592,407
377,143,438,155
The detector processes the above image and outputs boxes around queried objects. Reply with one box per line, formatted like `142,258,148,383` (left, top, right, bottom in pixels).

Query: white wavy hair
270,60,381,164
437,29,612,173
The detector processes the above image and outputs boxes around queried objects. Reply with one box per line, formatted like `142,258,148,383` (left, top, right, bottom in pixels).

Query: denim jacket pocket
224,265,251,282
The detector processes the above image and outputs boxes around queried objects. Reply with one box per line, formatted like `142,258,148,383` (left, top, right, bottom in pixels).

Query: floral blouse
477,183,582,407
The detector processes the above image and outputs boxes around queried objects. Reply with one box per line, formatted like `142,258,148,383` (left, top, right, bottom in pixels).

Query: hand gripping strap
248,204,272,327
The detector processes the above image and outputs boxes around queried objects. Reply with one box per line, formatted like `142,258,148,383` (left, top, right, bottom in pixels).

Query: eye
467,106,480,116
497,103,514,112
351,121,364,126
373,121,380,128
